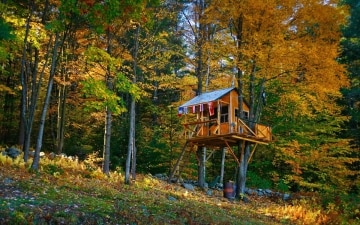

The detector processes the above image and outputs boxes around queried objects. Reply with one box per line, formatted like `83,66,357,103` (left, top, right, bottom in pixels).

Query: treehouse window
235,109,249,120
210,105,229,123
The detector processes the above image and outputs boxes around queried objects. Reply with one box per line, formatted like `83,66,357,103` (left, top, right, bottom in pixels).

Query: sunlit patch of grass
140,174,161,190
259,197,332,225
1,149,357,224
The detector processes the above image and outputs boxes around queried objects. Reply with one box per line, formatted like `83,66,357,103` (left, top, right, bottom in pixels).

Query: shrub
43,164,64,176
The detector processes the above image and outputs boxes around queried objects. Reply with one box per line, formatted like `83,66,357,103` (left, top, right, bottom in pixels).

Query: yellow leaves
85,46,122,68
158,31,168,38
140,175,160,190
0,84,16,95
179,75,197,87
3,14,26,27
277,91,312,117
3,10,48,49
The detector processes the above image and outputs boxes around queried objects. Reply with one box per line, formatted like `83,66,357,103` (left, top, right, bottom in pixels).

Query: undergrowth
0,152,358,224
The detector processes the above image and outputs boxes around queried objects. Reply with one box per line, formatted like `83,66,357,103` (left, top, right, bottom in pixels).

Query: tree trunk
195,0,205,96
102,29,113,176
55,48,69,154
234,14,249,198
31,33,61,170
21,2,51,162
56,77,67,154
235,53,259,199
125,99,136,184
23,45,50,162
195,0,207,185
197,146,206,188
131,129,136,180
249,60,256,128
125,25,140,184
102,106,111,176
220,147,226,185
20,7,32,161
236,143,251,197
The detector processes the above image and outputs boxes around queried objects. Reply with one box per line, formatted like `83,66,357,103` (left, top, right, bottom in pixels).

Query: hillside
0,153,353,225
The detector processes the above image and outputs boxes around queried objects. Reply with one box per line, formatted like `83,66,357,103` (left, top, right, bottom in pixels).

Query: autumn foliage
0,0,359,224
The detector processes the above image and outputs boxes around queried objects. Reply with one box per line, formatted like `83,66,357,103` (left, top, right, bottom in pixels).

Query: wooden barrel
223,182,234,199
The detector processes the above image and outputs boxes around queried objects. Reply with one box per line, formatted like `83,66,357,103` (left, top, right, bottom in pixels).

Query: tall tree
77,0,145,176
339,0,360,192
32,33,63,170
180,0,212,188
15,0,55,162
125,24,140,183
205,0,350,195
123,0,186,177
31,0,78,170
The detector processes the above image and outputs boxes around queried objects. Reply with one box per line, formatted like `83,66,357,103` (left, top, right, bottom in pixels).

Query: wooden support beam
230,135,269,145
206,149,216,161
168,141,188,182
238,119,257,136
247,143,258,163
224,140,240,166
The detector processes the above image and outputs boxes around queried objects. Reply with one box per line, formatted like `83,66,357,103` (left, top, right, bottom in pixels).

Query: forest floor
0,154,355,225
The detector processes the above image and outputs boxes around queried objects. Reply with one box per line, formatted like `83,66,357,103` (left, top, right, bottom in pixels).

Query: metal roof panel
180,87,235,107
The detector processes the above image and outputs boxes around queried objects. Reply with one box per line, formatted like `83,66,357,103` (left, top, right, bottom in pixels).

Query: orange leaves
80,0,95,7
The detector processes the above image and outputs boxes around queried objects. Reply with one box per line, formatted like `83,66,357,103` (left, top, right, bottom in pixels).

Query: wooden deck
186,132,271,148
182,118,272,148
169,124,271,182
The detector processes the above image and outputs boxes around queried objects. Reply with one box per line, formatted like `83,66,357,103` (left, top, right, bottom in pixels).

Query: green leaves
115,72,142,101
85,46,122,69
0,18,14,41
81,77,126,115
82,45,143,115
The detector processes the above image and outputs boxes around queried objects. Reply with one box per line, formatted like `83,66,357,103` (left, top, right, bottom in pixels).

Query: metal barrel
223,182,235,199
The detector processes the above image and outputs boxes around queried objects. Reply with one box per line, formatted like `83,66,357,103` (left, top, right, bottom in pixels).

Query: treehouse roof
180,87,236,108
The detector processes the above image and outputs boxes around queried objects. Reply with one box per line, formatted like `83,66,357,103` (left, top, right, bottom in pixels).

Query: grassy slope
0,154,350,225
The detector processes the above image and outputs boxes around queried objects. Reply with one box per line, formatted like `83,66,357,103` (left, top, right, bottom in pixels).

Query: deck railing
183,118,272,141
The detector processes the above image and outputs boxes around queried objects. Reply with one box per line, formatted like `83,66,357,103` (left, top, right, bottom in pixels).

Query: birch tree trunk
125,99,136,184
130,102,136,180
31,33,61,170
103,106,112,176
55,43,70,155
56,86,66,154
125,25,140,184
55,66,67,154
21,1,52,162
102,29,113,176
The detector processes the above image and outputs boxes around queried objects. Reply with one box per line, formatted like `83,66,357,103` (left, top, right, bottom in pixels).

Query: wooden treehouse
169,87,272,181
